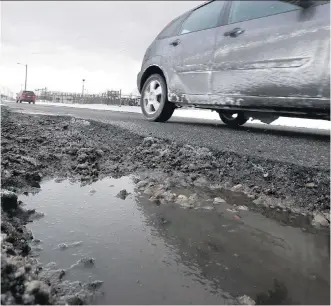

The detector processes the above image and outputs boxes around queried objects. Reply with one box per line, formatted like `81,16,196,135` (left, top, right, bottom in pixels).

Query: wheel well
140,66,166,91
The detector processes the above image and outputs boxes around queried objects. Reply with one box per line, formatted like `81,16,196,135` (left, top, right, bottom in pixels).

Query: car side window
229,1,300,24
157,13,189,39
179,1,225,35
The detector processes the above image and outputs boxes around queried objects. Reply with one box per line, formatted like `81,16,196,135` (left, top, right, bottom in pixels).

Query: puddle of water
22,177,330,305
23,177,236,304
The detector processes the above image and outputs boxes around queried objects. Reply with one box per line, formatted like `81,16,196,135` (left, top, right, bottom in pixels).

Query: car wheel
140,74,175,122
218,111,248,127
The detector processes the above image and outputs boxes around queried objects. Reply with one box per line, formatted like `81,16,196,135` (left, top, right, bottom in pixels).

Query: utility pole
17,63,28,90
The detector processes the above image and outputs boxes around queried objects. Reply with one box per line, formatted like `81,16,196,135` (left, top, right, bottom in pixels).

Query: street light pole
82,79,85,96
24,65,28,91
17,63,28,91
82,79,85,104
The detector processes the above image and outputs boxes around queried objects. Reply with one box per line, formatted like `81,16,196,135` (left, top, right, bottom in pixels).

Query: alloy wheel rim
143,80,163,115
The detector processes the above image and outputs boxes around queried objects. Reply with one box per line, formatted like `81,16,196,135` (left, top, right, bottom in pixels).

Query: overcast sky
0,1,201,96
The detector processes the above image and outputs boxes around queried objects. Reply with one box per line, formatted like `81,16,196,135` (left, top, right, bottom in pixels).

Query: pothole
21,175,330,305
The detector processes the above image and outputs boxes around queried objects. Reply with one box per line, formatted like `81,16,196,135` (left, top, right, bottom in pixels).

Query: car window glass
229,1,299,24
157,13,189,39
180,1,225,35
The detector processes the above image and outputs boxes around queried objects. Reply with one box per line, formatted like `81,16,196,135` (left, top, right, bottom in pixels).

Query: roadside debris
70,257,96,269
117,189,130,200
312,212,330,228
237,295,256,305
57,241,83,250
214,197,226,204
1,190,19,211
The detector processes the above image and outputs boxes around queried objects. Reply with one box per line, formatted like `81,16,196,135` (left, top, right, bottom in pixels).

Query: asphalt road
2,101,330,170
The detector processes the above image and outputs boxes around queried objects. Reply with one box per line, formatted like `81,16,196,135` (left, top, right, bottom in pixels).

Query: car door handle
170,39,180,47
224,27,245,38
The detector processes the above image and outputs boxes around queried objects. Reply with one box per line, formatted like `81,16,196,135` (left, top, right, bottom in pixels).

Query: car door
211,0,330,109
164,0,226,104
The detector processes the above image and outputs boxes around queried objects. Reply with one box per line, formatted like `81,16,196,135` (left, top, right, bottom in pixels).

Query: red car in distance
16,91,36,104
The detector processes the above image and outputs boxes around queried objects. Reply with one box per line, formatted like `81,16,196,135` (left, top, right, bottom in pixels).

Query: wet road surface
2,101,330,170
23,176,330,305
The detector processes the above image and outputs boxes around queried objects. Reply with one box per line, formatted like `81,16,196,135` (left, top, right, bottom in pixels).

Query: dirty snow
1,106,330,305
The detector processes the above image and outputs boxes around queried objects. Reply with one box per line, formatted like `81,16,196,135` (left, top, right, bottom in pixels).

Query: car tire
218,111,248,127
140,74,175,122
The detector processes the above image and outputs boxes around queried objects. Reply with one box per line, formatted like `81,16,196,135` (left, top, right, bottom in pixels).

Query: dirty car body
137,0,330,125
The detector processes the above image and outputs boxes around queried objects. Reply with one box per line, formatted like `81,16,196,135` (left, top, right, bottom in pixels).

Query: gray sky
0,1,201,95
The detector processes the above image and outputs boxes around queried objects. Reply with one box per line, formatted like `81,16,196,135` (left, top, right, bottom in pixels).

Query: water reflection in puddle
22,176,330,305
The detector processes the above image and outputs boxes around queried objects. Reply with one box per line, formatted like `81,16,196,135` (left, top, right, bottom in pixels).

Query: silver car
137,0,330,126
